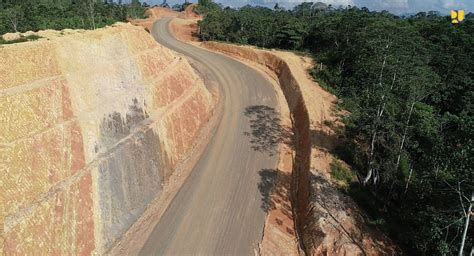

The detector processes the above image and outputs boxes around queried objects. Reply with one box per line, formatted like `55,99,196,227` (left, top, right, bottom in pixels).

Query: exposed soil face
0,22,216,254
171,18,200,42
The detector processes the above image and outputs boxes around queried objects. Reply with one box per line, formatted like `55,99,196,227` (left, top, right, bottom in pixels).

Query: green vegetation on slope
194,0,221,15
198,2,474,255
330,160,356,187
0,0,147,35
0,34,40,44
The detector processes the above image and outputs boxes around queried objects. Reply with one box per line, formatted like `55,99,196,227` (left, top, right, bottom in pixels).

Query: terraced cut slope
0,23,215,254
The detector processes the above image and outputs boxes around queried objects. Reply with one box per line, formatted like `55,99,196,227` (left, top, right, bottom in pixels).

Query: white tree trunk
88,0,96,29
404,167,413,193
363,66,395,185
363,130,378,185
8,13,18,32
459,192,473,256
395,101,415,170
363,169,373,185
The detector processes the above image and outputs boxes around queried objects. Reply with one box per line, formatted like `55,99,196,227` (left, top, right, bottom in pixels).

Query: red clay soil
170,19,200,42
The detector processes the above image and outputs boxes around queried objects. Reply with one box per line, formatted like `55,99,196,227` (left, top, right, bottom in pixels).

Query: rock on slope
0,23,215,254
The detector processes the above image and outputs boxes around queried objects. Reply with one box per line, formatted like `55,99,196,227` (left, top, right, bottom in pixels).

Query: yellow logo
451,10,465,24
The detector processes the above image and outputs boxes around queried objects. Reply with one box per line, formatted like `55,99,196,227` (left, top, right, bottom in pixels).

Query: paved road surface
140,18,279,255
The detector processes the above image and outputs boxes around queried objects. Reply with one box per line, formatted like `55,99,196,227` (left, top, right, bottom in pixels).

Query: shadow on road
243,105,293,156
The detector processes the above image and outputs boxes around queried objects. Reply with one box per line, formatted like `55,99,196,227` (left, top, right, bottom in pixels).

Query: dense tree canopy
0,0,147,35
194,0,221,15
199,3,473,255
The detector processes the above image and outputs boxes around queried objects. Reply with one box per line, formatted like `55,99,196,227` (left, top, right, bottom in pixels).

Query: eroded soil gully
199,41,312,254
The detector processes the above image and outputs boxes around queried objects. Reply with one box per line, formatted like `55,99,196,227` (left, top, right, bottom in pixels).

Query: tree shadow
258,169,278,212
310,118,345,153
244,105,293,156
310,129,338,153
258,169,293,221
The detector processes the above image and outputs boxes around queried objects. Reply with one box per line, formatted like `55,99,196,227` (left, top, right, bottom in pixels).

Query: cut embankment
201,42,312,253
0,23,215,254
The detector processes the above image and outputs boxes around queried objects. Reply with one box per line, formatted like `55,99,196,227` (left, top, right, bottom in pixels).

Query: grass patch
368,217,386,227
330,160,356,188
0,35,42,45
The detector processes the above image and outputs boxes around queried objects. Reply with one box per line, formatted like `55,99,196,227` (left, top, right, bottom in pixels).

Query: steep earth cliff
0,23,215,254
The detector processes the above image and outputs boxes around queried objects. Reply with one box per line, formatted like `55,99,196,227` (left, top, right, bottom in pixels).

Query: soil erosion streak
140,18,280,255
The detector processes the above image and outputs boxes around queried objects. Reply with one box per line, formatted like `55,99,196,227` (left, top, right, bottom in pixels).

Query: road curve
139,18,279,255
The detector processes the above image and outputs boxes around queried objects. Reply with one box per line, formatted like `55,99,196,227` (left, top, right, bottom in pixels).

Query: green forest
0,0,147,36
198,2,473,255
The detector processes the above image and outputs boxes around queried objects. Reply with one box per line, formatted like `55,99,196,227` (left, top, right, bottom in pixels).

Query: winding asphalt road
139,18,279,255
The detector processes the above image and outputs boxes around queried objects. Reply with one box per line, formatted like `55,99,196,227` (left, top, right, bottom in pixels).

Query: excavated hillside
0,23,215,254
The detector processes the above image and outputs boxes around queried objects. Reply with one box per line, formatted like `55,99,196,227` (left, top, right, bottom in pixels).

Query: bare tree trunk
363,131,377,184
404,167,413,193
88,0,96,29
8,10,19,32
10,18,18,32
363,65,395,185
395,101,415,170
459,192,473,256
